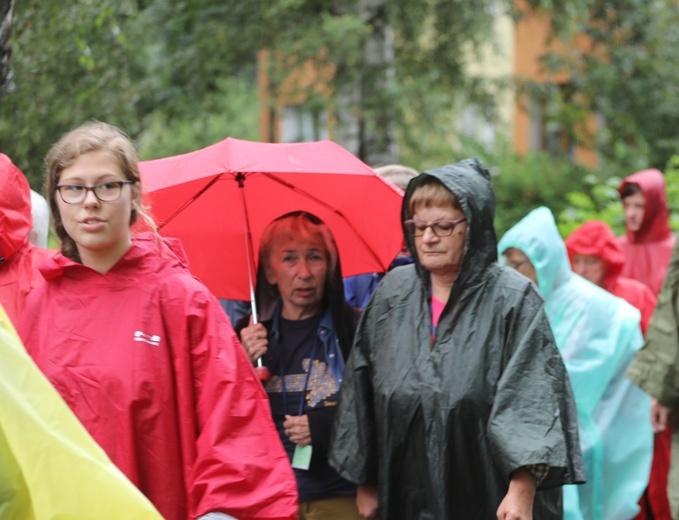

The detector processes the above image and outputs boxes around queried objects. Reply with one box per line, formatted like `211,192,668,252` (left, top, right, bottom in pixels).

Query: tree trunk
334,0,399,167
0,0,14,104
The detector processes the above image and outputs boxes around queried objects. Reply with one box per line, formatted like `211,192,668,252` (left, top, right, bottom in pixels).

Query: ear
130,181,142,204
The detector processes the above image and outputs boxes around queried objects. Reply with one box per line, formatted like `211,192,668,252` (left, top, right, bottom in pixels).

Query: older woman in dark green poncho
329,158,584,519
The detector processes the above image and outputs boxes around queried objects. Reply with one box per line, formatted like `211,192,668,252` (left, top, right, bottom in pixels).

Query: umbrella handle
255,361,271,382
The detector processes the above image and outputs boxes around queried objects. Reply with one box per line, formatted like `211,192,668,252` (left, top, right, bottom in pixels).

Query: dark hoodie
618,169,676,295
0,153,50,325
329,158,584,519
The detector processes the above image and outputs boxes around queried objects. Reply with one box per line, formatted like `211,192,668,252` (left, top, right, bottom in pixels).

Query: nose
297,259,312,278
572,261,586,276
421,225,439,242
82,188,101,207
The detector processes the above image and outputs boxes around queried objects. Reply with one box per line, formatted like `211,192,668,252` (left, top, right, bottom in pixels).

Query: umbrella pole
238,173,270,382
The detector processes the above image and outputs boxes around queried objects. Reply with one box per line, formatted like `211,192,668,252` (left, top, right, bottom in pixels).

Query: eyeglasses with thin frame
404,217,466,237
56,180,135,204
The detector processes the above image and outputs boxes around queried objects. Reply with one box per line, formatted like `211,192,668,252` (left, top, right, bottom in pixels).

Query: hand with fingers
283,414,311,447
239,322,269,364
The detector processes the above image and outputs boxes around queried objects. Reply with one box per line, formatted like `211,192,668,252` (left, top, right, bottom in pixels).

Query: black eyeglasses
56,181,135,204
404,217,466,237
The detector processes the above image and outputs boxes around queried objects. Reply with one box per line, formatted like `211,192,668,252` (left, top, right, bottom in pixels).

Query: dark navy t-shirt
263,313,355,502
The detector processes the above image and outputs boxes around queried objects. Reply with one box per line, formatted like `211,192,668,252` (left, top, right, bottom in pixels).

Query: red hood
39,233,191,281
619,168,672,243
0,154,32,260
565,220,625,289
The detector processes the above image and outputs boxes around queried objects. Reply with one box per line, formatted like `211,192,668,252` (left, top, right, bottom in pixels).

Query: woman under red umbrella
239,211,362,520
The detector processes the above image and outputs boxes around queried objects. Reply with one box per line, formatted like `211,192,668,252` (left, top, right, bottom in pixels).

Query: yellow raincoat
0,306,162,520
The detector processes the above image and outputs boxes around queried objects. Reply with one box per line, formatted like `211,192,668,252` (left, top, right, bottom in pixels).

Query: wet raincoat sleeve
627,242,679,407
487,287,584,489
0,305,162,520
177,287,298,519
328,299,379,486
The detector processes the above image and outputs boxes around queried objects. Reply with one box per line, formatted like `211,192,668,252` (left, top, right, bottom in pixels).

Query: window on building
528,83,574,159
280,105,328,142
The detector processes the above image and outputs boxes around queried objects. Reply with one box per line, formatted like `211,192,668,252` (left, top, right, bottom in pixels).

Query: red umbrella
140,137,404,307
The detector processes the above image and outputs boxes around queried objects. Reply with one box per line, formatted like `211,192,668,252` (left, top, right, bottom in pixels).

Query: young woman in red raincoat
618,169,676,519
19,122,298,520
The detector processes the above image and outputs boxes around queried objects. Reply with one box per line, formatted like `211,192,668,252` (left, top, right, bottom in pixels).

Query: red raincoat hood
39,233,190,282
0,154,32,260
565,220,625,290
619,168,672,244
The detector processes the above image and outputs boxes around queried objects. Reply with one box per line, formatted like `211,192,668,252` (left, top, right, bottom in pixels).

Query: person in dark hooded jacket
329,158,584,519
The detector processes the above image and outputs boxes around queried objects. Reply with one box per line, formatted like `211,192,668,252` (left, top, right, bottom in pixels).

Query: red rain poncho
566,220,657,334
20,234,298,520
0,154,50,325
618,169,676,295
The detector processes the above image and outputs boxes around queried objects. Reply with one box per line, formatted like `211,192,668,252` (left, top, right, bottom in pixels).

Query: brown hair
44,121,156,261
619,182,642,200
407,177,461,216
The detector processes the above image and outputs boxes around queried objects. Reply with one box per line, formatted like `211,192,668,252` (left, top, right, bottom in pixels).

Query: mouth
294,288,315,297
80,217,105,231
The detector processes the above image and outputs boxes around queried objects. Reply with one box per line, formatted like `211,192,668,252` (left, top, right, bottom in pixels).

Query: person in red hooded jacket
618,169,676,519
566,220,656,334
19,122,298,520
618,168,676,296
0,153,51,326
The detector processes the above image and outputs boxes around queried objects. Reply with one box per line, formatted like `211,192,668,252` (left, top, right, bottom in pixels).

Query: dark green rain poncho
329,159,584,519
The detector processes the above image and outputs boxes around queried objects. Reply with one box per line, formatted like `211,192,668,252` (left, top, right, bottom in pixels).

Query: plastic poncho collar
0,153,32,261
565,220,625,291
38,232,190,282
402,158,497,299
619,168,672,244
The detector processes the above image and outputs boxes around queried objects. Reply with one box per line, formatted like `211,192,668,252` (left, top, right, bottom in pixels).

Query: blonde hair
45,121,156,261
407,177,460,216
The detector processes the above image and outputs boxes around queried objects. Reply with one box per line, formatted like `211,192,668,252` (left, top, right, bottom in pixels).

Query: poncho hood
497,206,571,299
403,158,497,299
0,154,32,261
619,168,672,244
565,220,625,290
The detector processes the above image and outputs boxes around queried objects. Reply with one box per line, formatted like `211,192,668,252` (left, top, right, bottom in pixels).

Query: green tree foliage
1,0,518,189
0,1,146,188
521,0,679,170
556,156,679,238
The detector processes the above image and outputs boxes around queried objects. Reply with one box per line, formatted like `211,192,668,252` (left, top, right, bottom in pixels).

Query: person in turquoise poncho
498,206,653,520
